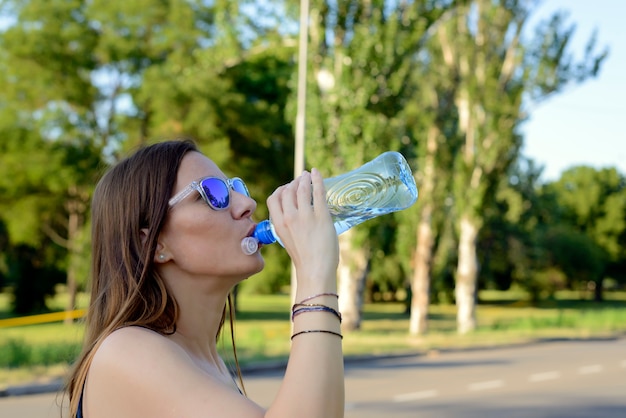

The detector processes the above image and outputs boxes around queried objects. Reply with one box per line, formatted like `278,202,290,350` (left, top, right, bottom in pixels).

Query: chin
244,253,265,277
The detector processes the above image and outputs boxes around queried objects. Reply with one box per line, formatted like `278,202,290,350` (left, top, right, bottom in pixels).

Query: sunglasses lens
232,178,250,197
200,178,230,209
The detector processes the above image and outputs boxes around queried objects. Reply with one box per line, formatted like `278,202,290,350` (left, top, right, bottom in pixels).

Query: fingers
310,168,327,213
266,172,308,224
296,171,313,210
266,183,287,214
267,169,330,224
265,169,338,275
269,172,312,208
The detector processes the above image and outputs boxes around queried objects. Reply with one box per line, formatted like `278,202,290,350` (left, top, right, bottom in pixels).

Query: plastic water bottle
240,151,418,255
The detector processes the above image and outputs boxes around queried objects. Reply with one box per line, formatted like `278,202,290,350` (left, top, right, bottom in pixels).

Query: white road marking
528,371,561,382
468,380,504,391
393,390,439,402
578,365,603,374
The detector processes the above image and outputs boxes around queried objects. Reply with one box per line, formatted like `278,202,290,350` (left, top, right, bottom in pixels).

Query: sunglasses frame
168,176,249,210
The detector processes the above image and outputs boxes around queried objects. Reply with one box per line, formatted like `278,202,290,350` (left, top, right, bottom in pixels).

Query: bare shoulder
85,327,264,418
87,327,189,408
90,326,184,379
95,326,181,361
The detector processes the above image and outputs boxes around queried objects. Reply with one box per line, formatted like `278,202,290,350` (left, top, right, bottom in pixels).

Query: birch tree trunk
409,214,433,334
455,214,479,334
409,125,439,335
337,230,368,331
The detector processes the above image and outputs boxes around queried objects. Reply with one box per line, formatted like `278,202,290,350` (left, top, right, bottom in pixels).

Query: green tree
477,160,625,305
301,0,466,331
0,0,300,311
7,244,66,314
405,9,464,335
84,0,298,294
540,226,607,300
221,49,299,295
478,157,551,302
0,132,100,314
0,220,10,289
0,0,107,315
435,0,606,333
543,166,626,300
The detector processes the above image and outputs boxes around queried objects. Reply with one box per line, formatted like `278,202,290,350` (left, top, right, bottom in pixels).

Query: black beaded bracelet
291,305,342,323
291,329,343,340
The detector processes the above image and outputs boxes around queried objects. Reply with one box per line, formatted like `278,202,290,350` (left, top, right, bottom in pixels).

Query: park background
1,0,625,389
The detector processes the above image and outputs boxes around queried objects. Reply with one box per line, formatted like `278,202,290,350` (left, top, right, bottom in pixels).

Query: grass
1,290,626,388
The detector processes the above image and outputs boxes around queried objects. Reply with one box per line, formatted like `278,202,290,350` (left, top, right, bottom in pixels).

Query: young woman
66,139,344,417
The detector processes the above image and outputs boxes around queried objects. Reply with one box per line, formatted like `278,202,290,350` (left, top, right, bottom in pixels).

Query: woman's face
158,151,264,282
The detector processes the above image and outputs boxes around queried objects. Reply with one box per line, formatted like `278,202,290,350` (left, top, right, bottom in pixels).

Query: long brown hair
66,139,242,416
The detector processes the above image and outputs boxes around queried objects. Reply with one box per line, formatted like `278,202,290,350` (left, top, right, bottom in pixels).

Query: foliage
240,244,291,294
5,244,66,314
0,0,299,306
431,0,607,333
0,0,621,329
545,166,626,265
479,157,546,294
0,338,80,368
479,159,621,304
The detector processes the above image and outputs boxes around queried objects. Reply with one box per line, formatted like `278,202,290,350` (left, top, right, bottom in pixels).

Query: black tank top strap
76,386,84,418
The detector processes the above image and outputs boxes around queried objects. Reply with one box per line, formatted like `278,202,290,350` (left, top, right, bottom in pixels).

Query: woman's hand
266,169,339,291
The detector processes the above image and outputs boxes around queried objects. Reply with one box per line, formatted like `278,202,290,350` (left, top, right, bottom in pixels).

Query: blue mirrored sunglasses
168,177,250,210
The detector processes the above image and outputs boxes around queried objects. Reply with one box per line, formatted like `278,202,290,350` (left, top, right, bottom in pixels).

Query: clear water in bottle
324,151,418,234
241,151,418,254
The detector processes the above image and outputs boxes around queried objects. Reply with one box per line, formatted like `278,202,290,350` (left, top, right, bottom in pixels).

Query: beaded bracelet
297,292,339,304
291,305,342,323
291,329,343,340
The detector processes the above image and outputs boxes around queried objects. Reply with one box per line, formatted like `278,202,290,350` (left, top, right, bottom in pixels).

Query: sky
521,0,626,182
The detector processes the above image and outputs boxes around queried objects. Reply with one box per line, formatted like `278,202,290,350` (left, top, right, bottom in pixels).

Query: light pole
291,0,310,305
294,0,309,178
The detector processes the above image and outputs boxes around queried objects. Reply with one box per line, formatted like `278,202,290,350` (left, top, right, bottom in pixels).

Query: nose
232,190,256,219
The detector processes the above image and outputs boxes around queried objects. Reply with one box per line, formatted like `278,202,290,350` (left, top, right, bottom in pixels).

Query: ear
154,242,170,263
141,228,170,263
140,228,149,246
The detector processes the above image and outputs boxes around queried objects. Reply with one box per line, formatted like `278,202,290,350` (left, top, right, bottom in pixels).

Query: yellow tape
0,309,86,328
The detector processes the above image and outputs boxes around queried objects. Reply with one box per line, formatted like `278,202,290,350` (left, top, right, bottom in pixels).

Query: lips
246,225,263,249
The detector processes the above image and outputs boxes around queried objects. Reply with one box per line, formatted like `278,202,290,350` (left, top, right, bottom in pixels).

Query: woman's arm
264,168,344,418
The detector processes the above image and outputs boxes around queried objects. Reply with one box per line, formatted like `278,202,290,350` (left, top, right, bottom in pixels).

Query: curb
0,380,64,397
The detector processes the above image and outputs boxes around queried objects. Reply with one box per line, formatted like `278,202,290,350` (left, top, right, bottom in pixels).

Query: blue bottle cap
252,219,277,245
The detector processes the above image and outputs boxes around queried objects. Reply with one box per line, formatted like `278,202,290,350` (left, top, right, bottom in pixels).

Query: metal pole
292,0,309,305
294,0,309,177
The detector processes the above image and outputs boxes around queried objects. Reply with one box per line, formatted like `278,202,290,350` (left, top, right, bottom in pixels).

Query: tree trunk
593,278,603,302
410,213,434,335
337,230,368,331
409,125,438,335
455,213,479,334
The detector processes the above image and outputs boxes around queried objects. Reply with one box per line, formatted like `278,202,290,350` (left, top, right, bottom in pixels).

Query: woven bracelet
291,305,342,323
297,292,339,304
291,329,343,340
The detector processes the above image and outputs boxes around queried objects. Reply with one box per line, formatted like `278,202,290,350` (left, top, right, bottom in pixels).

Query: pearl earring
158,254,165,261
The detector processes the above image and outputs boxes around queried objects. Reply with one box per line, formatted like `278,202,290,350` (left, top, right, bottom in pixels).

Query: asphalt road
2,337,625,417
